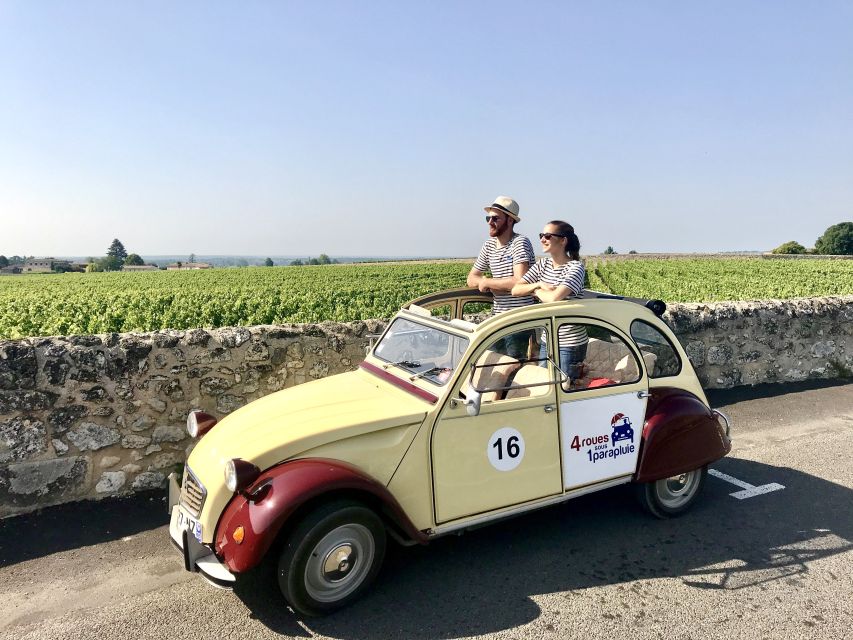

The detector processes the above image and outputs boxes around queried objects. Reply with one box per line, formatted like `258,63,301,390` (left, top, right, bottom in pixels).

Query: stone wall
1,296,851,517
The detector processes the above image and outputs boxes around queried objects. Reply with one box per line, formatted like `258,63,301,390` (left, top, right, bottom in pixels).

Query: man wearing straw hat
467,196,536,358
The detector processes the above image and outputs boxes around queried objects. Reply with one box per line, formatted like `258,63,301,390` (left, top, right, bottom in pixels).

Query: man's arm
479,262,530,293
467,268,485,288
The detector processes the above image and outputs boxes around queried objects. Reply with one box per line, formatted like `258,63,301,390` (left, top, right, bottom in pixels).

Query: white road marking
708,469,785,500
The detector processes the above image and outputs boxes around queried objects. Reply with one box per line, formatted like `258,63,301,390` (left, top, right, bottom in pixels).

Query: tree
603,246,616,255
189,253,196,263
125,254,145,266
264,257,274,267
318,253,332,265
107,239,128,262
772,241,807,255
308,257,320,265
628,250,638,255
0,256,8,268
814,222,853,255
289,259,304,266
100,256,123,272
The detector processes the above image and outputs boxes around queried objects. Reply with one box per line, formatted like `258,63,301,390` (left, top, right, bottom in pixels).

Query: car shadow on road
0,490,168,567
233,458,853,639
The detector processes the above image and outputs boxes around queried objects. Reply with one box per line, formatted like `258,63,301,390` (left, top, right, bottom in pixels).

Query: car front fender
634,388,731,483
213,458,426,574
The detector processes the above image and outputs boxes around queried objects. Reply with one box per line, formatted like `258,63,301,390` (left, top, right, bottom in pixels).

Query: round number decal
487,428,525,472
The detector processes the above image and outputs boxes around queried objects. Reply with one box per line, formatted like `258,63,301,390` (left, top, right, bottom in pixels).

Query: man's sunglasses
539,232,565,240
485,215,502,223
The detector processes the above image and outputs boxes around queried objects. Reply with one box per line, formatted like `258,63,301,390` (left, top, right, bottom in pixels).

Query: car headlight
224,458,262,494
187,410,217,438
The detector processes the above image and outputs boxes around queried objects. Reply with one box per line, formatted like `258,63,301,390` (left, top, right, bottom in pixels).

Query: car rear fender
214,458,427,574
634,388,731,483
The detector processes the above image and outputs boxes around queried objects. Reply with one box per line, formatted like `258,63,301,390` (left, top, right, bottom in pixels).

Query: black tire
638,466,707,519
277,500,386,617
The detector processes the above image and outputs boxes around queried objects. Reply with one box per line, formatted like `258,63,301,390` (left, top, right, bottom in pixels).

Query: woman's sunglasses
539,233,565,240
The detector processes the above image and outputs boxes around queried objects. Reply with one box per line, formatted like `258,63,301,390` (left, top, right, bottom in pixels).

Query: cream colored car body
184,297,706,542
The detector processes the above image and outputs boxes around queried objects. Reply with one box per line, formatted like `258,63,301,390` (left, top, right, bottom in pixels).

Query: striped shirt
473,234,536,314
522,257,588,347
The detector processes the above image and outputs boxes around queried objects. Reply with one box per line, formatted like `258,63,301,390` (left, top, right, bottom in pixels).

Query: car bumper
168,472,236,588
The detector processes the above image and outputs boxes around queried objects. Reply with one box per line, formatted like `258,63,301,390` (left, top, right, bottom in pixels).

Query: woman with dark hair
511,220,588,378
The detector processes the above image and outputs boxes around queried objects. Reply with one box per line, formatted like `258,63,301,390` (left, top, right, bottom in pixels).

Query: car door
431,321,563,523
555,318,650,491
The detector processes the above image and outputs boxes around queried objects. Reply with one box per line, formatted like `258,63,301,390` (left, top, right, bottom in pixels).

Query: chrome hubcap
304,524,374,603
656,470,700,509
322,544,358,582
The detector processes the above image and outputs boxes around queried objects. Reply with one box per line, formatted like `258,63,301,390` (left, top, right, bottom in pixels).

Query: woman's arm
511,280,542,296
534,284,572,302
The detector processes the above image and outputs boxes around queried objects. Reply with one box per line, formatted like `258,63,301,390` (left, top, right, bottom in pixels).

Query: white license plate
178,509,203,544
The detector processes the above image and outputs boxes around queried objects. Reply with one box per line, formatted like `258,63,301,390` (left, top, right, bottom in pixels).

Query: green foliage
125,254,145,266
2,259,850,339
107,239,128,261
603,246,616,255
0,256,8,268
814,222,853,256
771,241,807,254
189,253,196,263
585,257,853,302
628,250,638,255
264,258,274,267
290,259,304,266
101,256,124,272
0,263,472,338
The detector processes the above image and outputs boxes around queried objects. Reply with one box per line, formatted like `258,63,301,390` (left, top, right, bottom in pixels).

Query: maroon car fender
213,458,427,574
634,388,731,483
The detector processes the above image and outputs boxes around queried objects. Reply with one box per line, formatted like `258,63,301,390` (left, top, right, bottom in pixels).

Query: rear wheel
277,500,386,617
639,466,707,518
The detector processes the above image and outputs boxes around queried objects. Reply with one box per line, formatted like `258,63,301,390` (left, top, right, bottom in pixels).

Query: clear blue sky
1,1,851,257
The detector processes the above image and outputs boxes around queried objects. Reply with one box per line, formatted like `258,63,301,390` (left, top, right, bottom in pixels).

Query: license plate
177,509,203,544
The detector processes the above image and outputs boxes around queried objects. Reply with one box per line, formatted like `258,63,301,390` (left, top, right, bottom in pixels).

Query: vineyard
0,258,851,339
587,257,853,302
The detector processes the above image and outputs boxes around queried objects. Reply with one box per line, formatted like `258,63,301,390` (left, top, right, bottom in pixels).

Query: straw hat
484,196,520,222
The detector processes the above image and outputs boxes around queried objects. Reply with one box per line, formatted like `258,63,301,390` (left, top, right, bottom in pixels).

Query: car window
556,321,642,392
429,304,452,320
469,325,552,401
630,320,682,378
373,318,469,386
462,301,492,323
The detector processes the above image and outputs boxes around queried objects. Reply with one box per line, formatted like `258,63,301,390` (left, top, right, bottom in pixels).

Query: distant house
0,265,22,276
166,262,212,270
122,265,160,272
22,258,71,273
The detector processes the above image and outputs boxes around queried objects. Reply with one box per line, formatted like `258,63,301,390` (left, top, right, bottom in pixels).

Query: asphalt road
1,380,851,640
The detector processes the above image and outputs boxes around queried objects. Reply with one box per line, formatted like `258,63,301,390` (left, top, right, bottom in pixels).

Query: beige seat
470,350,521,402
577,338,657,387
504,364,552,400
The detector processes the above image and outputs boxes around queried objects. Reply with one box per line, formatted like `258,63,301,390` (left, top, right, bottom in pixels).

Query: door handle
543,405,555,413
637,391,651,399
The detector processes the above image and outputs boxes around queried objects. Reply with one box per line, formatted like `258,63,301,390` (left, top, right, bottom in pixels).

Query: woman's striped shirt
473,233,536,314
522,257,588,347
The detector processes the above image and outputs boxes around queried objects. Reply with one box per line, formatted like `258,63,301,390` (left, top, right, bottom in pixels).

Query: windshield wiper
383,360,421,370
410,366,452,382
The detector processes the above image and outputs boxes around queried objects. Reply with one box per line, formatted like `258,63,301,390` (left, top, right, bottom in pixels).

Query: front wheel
638,466,707,519
277,500,386,617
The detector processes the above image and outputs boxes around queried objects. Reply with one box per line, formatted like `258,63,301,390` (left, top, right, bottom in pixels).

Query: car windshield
373,317,469,386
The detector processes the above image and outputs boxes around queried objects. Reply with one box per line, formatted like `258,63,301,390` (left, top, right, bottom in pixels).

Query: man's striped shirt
522,257,588,347
473,234,535,314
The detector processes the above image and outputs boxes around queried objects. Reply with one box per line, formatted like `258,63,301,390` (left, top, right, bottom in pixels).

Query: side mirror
463,381,482,417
